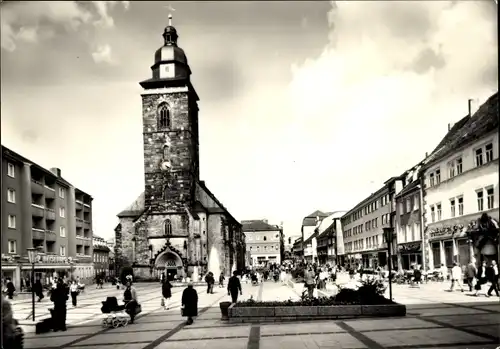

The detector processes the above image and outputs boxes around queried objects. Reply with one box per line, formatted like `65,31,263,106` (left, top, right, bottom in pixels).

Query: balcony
45,208,56,221
83,239,92,247
76,200,83,211
45,230,56,242
83,221,91,229
32,228,45,240
76,218,83,228
31,179,44,195
83,204,91,212
31,204,45,218
44,185,56,199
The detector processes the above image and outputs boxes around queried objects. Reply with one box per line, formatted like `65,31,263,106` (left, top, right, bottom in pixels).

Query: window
406,199,411,212
158,104,171,129
405,225,410,242
456,157,463,175
430,206,435,223
7,163,15,177
415,222,420,241
7,189,15,203
59,207,65,218
448,160,455,178
477,190,484,211
8,215,16,229
59,187,65,198
60,246,66,256
487,187,494,209
485,143,493,163
436,203,442,221
458,196,464,216
8,240,16,254
411,224,416,241
165,219,172,235
435,169,441,184
429,173,435,187
450,199,456,217
414,195,419,211
399,202,404,213
60,226,66,237
475,148,483,167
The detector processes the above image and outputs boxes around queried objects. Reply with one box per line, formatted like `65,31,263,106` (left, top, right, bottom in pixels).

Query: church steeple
139,11,192,89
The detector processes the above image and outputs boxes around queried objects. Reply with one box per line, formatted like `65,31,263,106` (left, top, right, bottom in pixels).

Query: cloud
0,1,129,52
92,44,114,64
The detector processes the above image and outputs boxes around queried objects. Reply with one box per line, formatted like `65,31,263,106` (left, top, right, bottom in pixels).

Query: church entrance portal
155,250,183,281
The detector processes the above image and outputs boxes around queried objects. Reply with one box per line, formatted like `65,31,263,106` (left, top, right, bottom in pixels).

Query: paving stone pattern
19,279,500,349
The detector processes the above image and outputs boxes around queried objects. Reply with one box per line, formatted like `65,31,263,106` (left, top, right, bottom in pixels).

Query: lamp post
383,227,395,301
26,247,40,321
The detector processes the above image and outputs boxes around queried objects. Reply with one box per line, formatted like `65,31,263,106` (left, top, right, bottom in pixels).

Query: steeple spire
163,4,177,46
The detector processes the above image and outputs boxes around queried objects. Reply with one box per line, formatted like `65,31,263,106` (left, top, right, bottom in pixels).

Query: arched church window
158,104,171,129
165,219,172,236
163,145,169,159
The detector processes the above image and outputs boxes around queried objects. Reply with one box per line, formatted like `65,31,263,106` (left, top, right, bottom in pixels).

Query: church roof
196,180,241,226
117,191,146,218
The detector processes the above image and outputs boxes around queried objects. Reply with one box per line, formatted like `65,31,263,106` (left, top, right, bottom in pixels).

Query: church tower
140,14,200,213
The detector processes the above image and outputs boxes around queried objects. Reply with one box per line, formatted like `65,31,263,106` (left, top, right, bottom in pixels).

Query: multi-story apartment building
342,176,404,269
1,146,94,289
395,164,424,270
93,235,111,278
301,210,331,262
242,219,283,266
422,93,499,269
315,211,346,265
292,237,303,260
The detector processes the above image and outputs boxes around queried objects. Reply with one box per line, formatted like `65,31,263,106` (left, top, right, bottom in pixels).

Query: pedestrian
181,282,198,325
473,261,488,296
34,278,44,302
51,279,68,331
219,272,225,288
204,272,215,294
304,265,316,298
227,271,242,304
465,259,477,292
162,278,173,310
449,262,464,292
486,260,499,297
123,277,139,324
70,281,79,307
4,279,15,300
439,264,448,282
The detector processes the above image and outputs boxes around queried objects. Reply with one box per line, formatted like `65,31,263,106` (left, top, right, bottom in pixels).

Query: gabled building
315,211,346,265
422,93,499,268
301,210,331,262
242,219,283,266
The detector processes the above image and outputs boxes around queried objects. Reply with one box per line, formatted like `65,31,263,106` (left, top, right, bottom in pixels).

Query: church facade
114,18,246,280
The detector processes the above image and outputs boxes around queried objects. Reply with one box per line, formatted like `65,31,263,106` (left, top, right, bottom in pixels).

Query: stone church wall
207,214,224,274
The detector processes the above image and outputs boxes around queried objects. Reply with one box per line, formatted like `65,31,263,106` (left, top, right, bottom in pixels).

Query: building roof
396,179,420,199
1,145,91,196
341,184,389,219
302,210,331,226
241,220,280,232
423,92,498,170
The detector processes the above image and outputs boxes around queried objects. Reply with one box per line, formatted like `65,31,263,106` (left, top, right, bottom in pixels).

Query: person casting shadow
51,279,68,331
227,271,242,304
181,282,198,325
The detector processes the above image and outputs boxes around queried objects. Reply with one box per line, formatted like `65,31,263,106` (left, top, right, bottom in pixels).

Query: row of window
7,189,68,219
399,193,420,214
246,234,280,241
6,164,67,198
249,245,280,251
429,186,494,223
399,222,421,244
427,142,494,188
345,235,381,253
5,240,67,256
343,194,391,225
8,214,68,236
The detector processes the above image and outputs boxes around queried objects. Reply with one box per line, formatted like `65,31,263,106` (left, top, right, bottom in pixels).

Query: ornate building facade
114,16,245,280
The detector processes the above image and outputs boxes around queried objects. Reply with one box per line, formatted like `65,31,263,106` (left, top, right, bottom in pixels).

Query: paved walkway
19,280,500,349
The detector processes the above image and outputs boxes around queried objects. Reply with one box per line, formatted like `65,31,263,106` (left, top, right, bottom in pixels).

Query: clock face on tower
161,161,171,171
160,64,175,79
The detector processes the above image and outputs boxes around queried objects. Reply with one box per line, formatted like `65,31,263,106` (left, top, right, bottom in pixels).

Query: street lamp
383,227,395,301
27,247,40,321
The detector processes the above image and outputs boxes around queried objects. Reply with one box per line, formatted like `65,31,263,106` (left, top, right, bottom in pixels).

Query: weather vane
165,4,176,26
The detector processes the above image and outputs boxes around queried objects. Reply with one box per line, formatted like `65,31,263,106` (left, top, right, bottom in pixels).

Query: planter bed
228,303,406,323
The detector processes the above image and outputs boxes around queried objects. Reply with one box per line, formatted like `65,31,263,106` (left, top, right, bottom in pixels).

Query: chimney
468,99,473,116
447,123,451,131
50,167,61,177
425,152,428,158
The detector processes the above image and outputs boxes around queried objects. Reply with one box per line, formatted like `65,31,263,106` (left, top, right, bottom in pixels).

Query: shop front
466,213,499,265
1,255,22,290
397,242,422,270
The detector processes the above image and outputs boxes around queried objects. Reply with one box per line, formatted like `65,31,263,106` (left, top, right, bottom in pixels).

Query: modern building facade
1,145,94,289
341,177,404,269
242,220,283,266
114,16,245,281
93,235,111,278
422,93,499,269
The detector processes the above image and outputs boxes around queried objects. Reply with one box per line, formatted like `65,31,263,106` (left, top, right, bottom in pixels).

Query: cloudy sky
1,1,497,241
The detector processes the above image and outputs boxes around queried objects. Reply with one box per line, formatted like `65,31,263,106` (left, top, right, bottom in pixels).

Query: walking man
486,260,499,297
227,271,242,304
465,259,477,292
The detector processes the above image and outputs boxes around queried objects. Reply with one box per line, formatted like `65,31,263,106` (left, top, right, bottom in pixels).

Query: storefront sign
398,243,421,253
37,255,73,264
429,224,464,240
